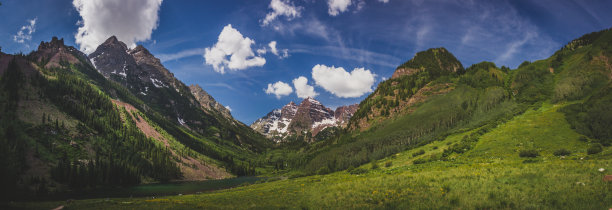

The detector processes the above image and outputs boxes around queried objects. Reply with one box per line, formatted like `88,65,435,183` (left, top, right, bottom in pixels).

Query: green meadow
14,102,612,209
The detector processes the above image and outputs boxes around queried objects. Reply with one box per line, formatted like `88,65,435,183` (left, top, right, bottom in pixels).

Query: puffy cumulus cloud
225,106,232,112
292,76,318,99
265,81,293,99
312,64,376,98
268,41,289,58
261,0,302,26
13,18,37,44
328,0,352,16
204,24,266,74
73,0,163,54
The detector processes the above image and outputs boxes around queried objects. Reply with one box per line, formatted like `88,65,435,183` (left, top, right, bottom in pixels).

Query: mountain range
250,97,357,141
1,28,612,207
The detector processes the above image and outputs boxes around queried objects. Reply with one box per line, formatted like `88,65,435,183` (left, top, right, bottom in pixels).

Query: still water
45,176,263,200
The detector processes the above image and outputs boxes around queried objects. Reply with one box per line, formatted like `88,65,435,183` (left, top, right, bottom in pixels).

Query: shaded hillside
0,38,270,199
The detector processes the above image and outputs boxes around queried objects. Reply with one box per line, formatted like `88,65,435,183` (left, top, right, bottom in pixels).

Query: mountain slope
295,28,612,174
251,97,358,141
90,36,270,150
349,47,465,131
0,37,271,199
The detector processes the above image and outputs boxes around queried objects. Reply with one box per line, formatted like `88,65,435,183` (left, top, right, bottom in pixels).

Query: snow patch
178,117,185,125
150,77,166,88
312,118,337,129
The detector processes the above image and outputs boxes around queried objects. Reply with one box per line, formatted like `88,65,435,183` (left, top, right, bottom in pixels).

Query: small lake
42,176,263,201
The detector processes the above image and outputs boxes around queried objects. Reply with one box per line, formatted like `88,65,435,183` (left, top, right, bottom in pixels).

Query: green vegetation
13,103,612,209
4,28,612,209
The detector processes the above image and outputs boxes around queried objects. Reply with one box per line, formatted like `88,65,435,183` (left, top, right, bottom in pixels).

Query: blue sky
1,0,611,124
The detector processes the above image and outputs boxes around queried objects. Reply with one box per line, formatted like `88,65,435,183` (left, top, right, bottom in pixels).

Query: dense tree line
0,58,28,199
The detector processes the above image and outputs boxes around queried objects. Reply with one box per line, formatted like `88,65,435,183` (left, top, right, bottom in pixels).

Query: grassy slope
18,103,612,209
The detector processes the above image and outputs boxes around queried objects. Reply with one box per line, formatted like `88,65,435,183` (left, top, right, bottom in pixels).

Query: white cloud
496,31,536,64
262,0,302,26
265,81,293,99
328,0,352,16
268,41,289,58
73,0,163,54
204,24,266,74
13,18,37,44
292,76,318,99
378,0,389,3
225,105,232,112
157,48,205,62
312,64,376,98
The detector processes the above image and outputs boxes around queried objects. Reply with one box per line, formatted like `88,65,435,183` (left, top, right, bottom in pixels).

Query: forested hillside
259,28,612,176
0,38,270,200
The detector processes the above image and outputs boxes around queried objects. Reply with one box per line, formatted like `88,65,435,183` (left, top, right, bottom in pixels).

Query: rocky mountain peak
33,37,89,69
37,37,65,51
89,36,136,80
189,84,232,119
101,35,127,50
392,47,464,79
251,98,358,142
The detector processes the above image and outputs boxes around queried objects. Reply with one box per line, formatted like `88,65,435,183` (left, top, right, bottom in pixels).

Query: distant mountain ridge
251,97,358,142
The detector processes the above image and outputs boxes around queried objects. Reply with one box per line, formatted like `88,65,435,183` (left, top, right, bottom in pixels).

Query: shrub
519,149,539,158
553,148,571,156
349,168,368,175
316,166,330,175
587,144,603,155
413,158,429,164
432,146,438,150
370,161,379,170
385,161,393,167
412,149,426,157
579,136,588,142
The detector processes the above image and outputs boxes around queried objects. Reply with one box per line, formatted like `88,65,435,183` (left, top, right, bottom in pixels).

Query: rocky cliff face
31,37,90,69
189,84,232,119
251,97,358,142
88,36,241,132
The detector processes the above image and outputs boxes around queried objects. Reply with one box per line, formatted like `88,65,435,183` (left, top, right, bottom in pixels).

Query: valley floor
11,104,612,209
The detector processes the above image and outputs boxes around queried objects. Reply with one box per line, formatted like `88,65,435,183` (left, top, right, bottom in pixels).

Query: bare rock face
251,97,358,142
189,84,231,119
334,104,359,126
32,37,90,69
251,102,297,141
88,36,236,128
391,67,420,79
88,36,139,86
289,97,335,135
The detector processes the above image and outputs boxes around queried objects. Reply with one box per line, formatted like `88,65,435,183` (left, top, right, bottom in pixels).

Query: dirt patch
112,99,169,147
111,99,231,180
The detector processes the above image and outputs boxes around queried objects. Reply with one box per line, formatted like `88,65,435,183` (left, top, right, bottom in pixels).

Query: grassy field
12,103,612,209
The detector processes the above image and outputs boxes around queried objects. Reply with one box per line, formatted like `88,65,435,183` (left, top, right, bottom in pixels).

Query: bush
413,158,429,164
553,148,571,156
349,168,368,175
412,149,425,157
316,166,330,175
519,149,539,158
384,161,393,167
587,144,603,155
370,161,379,170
